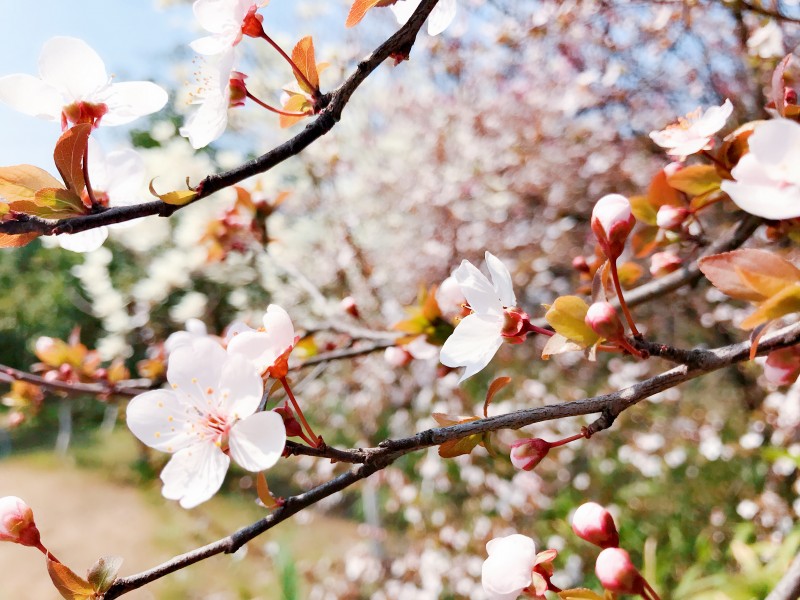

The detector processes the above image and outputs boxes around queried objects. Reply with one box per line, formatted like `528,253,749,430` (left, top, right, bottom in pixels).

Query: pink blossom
649,99,733,160
509,438,550,471
585,302,625,342
0,496,40,547
591,194,635,260
595,547,645,595
226,304,298,378
571,502,620,548
481,534,537,600
649,252,682,278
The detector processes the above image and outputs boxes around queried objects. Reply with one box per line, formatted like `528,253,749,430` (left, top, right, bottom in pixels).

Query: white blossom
391,0,457,35
649,99,733,160
481,534,536,600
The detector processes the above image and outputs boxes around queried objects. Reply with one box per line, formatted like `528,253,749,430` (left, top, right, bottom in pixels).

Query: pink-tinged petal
224,320,254,344
484,252,515,307
453,260,503,316
100,81,168,126
226,330,277,373
38,37,108,100
390,0,421,25
692,98,733,137
440,313,504,382
216,352,263,417
0,74,63,121
126,389,196,453
722,179,800,220
748,119,800,167
482,534,536,599
229,411,286,471
165,320,210,355
262,304,296,349
427,0,457,35
194,0,251,33
167,337,228,409
56,228,109,253
160,442,230,508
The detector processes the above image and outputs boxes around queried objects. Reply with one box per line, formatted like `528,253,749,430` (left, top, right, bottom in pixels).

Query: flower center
61,101,108,130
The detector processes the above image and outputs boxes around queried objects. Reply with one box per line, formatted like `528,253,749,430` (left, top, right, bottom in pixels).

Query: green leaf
558,588,606,600
740,284,800,329
87,556,123,594
10,187,87,219
438,434,482,458
149,179,198,206
544,296,600,347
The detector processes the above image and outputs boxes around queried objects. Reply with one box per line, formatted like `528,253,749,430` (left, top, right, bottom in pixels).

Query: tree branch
104,320,800,598
766,550,800,600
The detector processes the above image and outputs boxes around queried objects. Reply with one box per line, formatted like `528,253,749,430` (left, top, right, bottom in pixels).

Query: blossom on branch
0,496,40,547
227,304,299,379
0,36,167,129
190,0,264,55
440,252,530,382
482,534,556,599
720,119,800,220
649,99,733,160
391,0,457,36
126,338,286,508
180,50,237,149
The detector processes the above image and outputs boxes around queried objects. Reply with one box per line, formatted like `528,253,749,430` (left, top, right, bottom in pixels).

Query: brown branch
104,320,800,598
766,550,800,600
290,339,396,369
0,0,442,240
0,364,148,398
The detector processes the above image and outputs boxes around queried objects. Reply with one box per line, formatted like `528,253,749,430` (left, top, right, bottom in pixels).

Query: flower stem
548,431,586,448
609,259,640,337
82,144,101,212
246,91,310,118
259,32,318,98
280,377,320,447
642,577,662,600
35,542,62,564
526,323,555,337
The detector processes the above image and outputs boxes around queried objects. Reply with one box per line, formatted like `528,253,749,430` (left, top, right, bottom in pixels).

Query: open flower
56,141,146,253
180,50,236,149
190,0,262,55
649,99,733,160
391,0,457,35
0,36,167,129
226,304,298,379
440,252,529,382
126,337,286,508
482,534,537,600
721,119,800,220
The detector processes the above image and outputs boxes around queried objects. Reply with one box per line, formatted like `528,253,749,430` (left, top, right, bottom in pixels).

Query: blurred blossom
747,21,785,58
165,318,211,354
571,502,619,548
649,99,733,160
190,0,261,55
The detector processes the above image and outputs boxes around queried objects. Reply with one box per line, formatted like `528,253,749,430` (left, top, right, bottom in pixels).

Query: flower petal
390,0,421,25
179,85,229,149
0,74,63,121
262,304,296,348
216,352,263,417
484,252,515,307
167,337,228,410
453,260,503,316
126,389,197,453
439,313,504,382
160,441,230,508
427,0,456,35
99,81,168,126
229,410,286,471
38,37,109,100
482,534,536,598
56,228,109,253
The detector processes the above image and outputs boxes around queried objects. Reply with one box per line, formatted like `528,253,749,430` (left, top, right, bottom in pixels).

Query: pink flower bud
572,502,620,548
502,307,531,344
340,296,360,319
510,438,551,471
585,302,625,342
591,194,635,260
656,205,689,230
595,548,645,595
649,252,683,278
0,496,40,547
764,347,800,386
384,346,412,368
228,72,248,108
572,256,590,273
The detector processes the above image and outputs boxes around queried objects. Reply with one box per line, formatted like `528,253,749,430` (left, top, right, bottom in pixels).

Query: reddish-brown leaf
0,232,39,248
46,559,95,600
484,376,511,417
346,0,385,28
291,36,320,92
53,123,91,195
0,164,64,203
699,249,800,303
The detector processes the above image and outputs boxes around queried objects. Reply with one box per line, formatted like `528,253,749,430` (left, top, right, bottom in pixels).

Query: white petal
484,252,515,307
0,74,63,121
216,352,263,417
126,389,196,453
722,179,800,220
262,305,296,349
453,260,503,316
190,35,233,56
179,89,229,149
38,37,109,100
482,534,536,598
56,228,108,253
692,99,733,137
160,442,230,508
100,81,168,126
229,411,286,471
427,0,456,35
749,119,800,167
105,149,146,199
439,313,504,382
224,320,255,344
390,0,421,25
167,337,228,409
226,331,277,374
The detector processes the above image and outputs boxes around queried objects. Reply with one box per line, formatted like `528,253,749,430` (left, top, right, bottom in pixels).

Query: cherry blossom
190,0,262,55
226,304,298,378
180,50,236,149
439,252,528,382
391,0,457,36
56,142,146,253
720,119,800,220
595,547,646,595
165,318,211,355
649,99,733,160
0,496,40,547
571,502,620,548
0,36,167,129
481,534,537,600
591,194,635,260
126,337,286,508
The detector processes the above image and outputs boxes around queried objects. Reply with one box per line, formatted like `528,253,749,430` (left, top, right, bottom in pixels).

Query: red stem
548,431,586,448
610,259,640,337
642,577,662,600
280,377,320,447
259,32,318,97
35,542,62,564
246,91,311,118
82,143,100,212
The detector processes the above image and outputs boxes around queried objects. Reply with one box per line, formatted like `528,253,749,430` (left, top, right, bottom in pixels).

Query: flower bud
501,307,531,344
571,502,620,548
572,255,590,273
274,405,304,439
241,6,265,38
649,252,682,278
591,194,635,260
595,547,645,595
228,72,248,108
384,346,412,368
786,87,798,106
510,438,551,471
0,496,40,547
656,205,689,231
764,347,800,386
585,302,625,342
340,296,360,319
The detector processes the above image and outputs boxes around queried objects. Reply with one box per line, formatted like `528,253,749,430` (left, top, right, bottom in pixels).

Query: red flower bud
591,194,635,260
656,205,689,231
0,496,41,547
571,502,620,548
585,302,625,342
649,252,682,278
595,548,645,595
228,72,248,108
241,6,265,38
509,438,551,471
